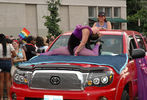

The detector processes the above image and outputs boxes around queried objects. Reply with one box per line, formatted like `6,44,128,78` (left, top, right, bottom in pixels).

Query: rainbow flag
19,28,30,39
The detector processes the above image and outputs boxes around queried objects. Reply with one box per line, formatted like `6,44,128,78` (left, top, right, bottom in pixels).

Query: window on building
98,7,112,17
114,7,121,17
98,7,105,13
88,7,96,18
112,23,121,29
105,7,112,17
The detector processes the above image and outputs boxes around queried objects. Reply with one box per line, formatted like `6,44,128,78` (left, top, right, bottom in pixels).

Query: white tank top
0,43,15,58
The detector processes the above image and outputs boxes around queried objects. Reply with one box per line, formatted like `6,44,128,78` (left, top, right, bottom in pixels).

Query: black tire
121,90,130,100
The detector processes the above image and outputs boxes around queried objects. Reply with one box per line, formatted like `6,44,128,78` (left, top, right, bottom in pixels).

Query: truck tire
121,90,129,100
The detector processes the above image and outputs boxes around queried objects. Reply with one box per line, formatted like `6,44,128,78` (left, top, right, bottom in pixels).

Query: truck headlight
101,76,108,84
85,70,113,87
93,78,100,85
13,69,31,85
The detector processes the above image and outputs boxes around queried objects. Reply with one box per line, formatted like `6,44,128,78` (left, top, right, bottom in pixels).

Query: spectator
9,35,14,40
51,35,55,40
48,38,54,46
11,39,26,76
23,36,36,61
93,12,112,29
0,33,16,100
36,36,48,53
46,36,55,46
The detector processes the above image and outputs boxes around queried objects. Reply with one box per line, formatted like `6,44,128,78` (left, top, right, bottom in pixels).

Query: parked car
10,30,147,100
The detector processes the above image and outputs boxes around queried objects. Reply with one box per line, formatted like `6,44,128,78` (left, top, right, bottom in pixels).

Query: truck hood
18,54,128,74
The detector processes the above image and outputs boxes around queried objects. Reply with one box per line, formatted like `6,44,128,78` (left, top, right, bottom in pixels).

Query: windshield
49,35,123,55
49,35,70,51
100,35,123,55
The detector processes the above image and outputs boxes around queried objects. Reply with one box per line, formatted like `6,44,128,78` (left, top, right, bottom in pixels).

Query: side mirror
132,48,145,59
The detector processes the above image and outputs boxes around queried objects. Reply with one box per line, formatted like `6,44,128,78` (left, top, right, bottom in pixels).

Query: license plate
44,95,63,100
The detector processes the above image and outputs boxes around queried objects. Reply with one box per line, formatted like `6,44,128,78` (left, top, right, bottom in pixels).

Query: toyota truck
10,30,147,100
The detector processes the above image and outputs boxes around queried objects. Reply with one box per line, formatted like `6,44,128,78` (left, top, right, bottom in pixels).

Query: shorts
68,34,80,55
0,59,12,72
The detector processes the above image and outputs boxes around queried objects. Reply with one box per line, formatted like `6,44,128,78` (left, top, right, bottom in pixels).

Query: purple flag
136,56,147,100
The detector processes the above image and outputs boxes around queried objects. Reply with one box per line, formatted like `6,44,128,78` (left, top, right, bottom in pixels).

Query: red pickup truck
10,30,147,100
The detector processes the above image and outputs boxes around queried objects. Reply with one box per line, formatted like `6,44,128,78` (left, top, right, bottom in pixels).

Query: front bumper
10,84,116,100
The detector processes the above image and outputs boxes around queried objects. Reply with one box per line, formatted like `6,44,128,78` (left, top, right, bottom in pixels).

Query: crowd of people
0,34,55,100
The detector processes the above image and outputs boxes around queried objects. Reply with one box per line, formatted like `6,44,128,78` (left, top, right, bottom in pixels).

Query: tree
127,0,147,36
128,9,147,35
127,0,142,16
44,0,62,38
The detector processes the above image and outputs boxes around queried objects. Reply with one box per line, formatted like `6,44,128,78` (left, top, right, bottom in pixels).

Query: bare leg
0,72,4,100
40,47,70,56
5,72,11,100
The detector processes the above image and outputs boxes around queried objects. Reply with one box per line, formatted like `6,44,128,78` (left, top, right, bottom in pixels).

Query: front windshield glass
49,35,70,51
100,35,123,55
49,35,123,55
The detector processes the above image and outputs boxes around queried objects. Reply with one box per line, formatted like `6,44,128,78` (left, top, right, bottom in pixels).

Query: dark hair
46,38,50,43
36,36,45,47
6,38,13,43
46,38,54,44
0,34,7,56
26,36,35,43
86,34,100,50
89,34,99,40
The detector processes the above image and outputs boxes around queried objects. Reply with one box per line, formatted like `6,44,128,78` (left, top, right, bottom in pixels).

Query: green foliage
127,8,147,36
127,0,142,16
44,0,62,38
127,0,147,36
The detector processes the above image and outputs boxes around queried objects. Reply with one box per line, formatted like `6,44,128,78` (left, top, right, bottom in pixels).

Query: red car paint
10,30,147,100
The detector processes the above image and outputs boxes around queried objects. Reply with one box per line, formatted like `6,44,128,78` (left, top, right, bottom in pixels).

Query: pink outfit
40,44,99,56
72,25,92,40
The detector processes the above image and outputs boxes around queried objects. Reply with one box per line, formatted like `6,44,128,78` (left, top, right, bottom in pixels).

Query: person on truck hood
40,25,101,56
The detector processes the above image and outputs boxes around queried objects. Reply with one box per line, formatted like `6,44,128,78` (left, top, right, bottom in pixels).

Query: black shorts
0,59,12,72
68,34,80,55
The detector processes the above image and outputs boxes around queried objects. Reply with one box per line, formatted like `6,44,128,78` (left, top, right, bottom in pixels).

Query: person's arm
10,44,16,57
11,51,16,58
13,49,27,63
22,49,27,62
107,21,112,30
92,22,97,27
74,28,90,56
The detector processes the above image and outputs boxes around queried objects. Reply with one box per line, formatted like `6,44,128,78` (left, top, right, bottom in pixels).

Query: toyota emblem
50,76,60,85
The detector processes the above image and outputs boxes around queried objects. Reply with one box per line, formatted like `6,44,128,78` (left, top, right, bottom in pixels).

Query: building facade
0,0,127,37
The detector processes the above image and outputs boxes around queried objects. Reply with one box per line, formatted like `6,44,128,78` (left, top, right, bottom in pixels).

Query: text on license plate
44,95,63,100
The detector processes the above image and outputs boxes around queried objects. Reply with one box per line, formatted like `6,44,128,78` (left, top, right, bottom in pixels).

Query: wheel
121,90,130,100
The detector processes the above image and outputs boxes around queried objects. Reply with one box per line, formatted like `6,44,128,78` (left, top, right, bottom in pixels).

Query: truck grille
29,70,86,91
